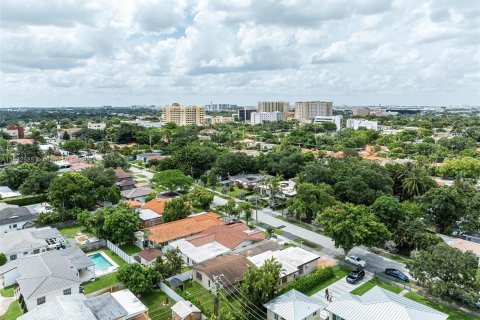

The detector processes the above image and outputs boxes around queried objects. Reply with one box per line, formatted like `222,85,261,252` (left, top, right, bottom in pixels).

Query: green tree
240,258,282,319
0,163,37,189
117,263,158,294
438,157,480,179
102,205,141,243
162,197,192,222
188,188,214,210
19,170,57,195
218,199,240,218
48,172,95,210
152,169,194,193
155,248,184,279
317,203,391,256
286,183,335,222
15,143,43,163
213,152,257,177
408,243,480,305
369,196,405,231
0,253,6,266
102,152,129,170
80,166,117,187
420,186,466,234
62,139,86,153
62,130,70,140
238,202,253,225
401,169,436,200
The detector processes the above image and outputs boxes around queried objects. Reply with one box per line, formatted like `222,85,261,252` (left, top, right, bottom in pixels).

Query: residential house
258,179,297,199
0,227,63,262
143,212,225,247
0,248,94,310
247,247,320,286
325,286,448,320
136,152,164,163
192,254,254,294
441,235,480,264
264,289,325,320
18,289,148,320
136,248,164,266
141,198,169,215
121,187,154,204
114,168,136,191
0,186,21,199
167,223,265,265
138,208,162,228
0,207,36,233
171,300,202,320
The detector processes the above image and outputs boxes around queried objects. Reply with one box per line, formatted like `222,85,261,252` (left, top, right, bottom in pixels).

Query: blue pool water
88,253,113,271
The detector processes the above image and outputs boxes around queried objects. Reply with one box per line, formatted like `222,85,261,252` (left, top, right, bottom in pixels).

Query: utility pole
213,275,222,318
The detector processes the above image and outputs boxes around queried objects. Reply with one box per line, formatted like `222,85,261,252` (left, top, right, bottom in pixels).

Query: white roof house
248,247,320,276
171,300,202,319
168,238,231,265
264,289,326,320
110,289,148,318
0,186,21,199
325,286,448,320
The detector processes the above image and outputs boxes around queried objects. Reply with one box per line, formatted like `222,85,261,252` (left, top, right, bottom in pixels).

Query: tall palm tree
402,169,435,199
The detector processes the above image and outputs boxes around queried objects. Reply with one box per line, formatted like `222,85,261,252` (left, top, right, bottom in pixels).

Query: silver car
345,255,367,267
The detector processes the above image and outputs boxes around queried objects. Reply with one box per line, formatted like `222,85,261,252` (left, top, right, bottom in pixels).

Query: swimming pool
87,252,118,276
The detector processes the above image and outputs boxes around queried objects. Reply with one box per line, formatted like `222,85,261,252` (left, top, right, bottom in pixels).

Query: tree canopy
152,169,194,193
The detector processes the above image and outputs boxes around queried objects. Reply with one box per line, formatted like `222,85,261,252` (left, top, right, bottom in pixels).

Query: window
313,312,317,316
332,315,346,320
281,276,287,284
10,254,17,260
63,288,71,295
33,249,40,254
37,297,46,305
208,280,211,288
23,252,28,255
274,314,279,320
12,224,17,228
196,271,202,281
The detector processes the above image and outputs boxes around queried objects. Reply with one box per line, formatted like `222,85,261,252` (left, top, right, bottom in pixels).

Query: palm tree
402,169,435,199
238,202,253,226
267,175,283,207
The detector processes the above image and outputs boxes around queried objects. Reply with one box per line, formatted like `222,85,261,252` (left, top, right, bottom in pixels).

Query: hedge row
281,266,334,294
1,194,48,206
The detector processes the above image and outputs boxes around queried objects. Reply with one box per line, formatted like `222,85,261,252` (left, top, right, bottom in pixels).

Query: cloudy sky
1,0,479,107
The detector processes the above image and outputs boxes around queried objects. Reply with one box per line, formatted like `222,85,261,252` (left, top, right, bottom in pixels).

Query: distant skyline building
295,101,333,121
238,107,256,122
204,103,238,111
346,119,379,131
163,103,205,126
251,112,285,125
313,115,343,131
257,101,290,113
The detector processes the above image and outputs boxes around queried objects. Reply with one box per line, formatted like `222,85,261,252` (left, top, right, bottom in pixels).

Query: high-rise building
251,112,285,125
238,107,256,122
258,101,290,113
163,103,205,126
295,101,333,121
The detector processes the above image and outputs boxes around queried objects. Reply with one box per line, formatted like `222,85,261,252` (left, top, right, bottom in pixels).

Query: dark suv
346,268,365,284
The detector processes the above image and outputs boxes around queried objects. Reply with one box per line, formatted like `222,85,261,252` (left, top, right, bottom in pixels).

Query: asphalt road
212,195,410,277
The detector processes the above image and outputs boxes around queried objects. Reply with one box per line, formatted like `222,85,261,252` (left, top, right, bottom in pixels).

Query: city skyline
1,0,479,108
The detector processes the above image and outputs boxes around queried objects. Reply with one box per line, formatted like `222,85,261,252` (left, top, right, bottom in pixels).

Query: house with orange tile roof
141,198,169,215
123,200,142,208
167,223,265,265
144,212,225,246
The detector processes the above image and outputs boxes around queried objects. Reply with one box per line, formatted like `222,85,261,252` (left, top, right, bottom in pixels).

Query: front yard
0,301,22,320
306,266,351,296
0,286,14,298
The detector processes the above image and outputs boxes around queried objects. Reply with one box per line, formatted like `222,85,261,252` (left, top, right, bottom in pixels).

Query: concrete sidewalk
0,296,16,317
311,272,373,305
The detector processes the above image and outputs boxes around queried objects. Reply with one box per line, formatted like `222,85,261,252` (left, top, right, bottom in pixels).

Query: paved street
129,166,154,180
212,195,409,276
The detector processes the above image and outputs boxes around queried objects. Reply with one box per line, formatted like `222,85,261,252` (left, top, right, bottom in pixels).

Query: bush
2,194,47,206
0,253,6,266
281,267,334,294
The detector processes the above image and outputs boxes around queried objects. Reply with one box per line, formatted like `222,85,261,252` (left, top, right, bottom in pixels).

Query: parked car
384,268,409,282
345,255,367,267
346,268,365,284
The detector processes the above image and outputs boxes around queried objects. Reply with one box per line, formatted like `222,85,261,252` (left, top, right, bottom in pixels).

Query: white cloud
0,0,479,107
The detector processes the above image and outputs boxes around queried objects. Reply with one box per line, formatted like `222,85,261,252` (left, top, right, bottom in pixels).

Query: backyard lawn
179,280,215,314
0,301,22,320
139,289,173,320
100,249,128,267
58,224,91,239
118,243,142,255
82,273,119,294
306,266,351,296
0,286,14,297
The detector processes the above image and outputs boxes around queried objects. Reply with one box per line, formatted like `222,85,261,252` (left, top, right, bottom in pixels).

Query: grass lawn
82,273,119,294
277,216,316,232
350,278,403,296
377,251,411,265
58,224,91,239
293,238,323,251
118,243,142,255
139,289,172,320
404,291,478,320
306,266,351,296
477,268,480,280
178,280,215,314
100,249,128,267
0,301,22,320
0,286,14,297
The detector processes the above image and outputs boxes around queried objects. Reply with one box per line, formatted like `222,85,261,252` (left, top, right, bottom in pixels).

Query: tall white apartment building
251,112,285,125
346,119,379,131
295,101,333,121
258,101,290,113
163,103,205,126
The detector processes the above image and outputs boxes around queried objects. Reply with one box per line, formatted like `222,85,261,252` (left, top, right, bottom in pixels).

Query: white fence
159,282,185,303
106,240,136,264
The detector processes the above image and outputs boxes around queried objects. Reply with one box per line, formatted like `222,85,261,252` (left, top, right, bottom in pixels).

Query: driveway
311,272,373,305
